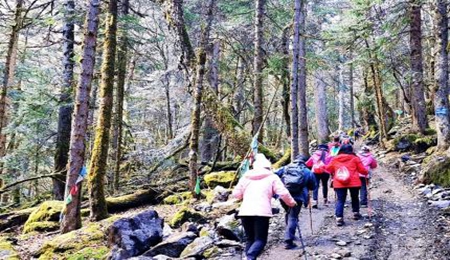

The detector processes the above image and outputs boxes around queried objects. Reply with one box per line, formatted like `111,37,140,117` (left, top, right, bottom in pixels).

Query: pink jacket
232,168,295,217
305,150,332,174
357,152,377,177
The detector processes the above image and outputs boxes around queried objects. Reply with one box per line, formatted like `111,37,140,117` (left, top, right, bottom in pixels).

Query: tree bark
88,0,118,221
434,0,450,150
54,0,75,201
281,24,291,139
188,0,216,193
410,0,428,134
252,0,266,143
290,0,301,160
61,0,101,233
349,55,355,128
298,0,309,156
112,0,129,194
338,67,345,131
314,70,329,144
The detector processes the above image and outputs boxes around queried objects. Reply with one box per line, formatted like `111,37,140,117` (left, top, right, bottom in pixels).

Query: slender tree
88,0,118,221
252,0,265,142
338,66,345,131
61,0,101,233
281,24,291,138
409,0,427,134
433,0,450,150
54,0,75,200
290,0,301,160
314,69,329,144
298,0,309,156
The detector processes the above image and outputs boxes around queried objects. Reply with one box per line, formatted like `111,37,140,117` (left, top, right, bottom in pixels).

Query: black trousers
241,216,270,260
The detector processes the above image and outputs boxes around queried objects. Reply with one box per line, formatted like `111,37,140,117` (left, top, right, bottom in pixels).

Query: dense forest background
0,0,449,236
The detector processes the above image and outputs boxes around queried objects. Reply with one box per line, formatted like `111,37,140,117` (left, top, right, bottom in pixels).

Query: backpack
330,146,340,156
283,164,306,194
312,160,325,174
335,166,350,184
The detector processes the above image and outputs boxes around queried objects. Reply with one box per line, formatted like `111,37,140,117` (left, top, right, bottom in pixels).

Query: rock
108,210,164,259
421,155,450,187
216,214,243,241
194,202,213,212
143,232,197,257
163,191,193,205
356,229,366,235
23,201,63,234
181,222,199,235
204,171,236,188
354,240,362,245
336,240,347,246
169,207,205,228
180,236,214,258
364,223,374,228
0,237,19,259
208,186,231,203
215,239,242,248
330,253,342,259
163,223,173,238
338,249,351,257
414,184,425,189
363,234,373,239
428,200,450,209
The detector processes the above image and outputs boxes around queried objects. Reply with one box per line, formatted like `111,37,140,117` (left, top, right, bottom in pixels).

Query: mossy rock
204,171,236,189
202,246,219,258
425,128,437,136
422,154,450,187
170,207,205,228
23,201,63,234
273,148,291,169
34,216,119,259
163,192,193,205
393,134,436,153
0,237,19,260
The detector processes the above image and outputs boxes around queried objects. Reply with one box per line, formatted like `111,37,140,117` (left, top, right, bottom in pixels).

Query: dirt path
260,158,450,260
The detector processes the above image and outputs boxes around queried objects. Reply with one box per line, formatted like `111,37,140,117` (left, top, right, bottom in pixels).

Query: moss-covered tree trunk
188,0,216,193
433,0,450,151
88,0,118,221
290,0,301,160
281,24,291,140
61,0,101,233
298,0,309,156
112,0,129,194
252,0,265,143
54,0,75,200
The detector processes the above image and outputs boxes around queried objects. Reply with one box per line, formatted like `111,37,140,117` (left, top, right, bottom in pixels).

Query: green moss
0,237,19,260
414,136,437,146
422,155,450,187
393,134,420,146
273,148,291,169
163,191,193,205
23,201,63,234
426,146,437,156
204,171,236,188
425,128,437,136
204,190,215,204
66,246,109,260
199,228,210,237
81,208,90,217
170,207,205,228
203,246,219,258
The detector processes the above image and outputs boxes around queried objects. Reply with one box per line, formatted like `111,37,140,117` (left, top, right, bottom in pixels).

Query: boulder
163,192,193,205
180,236,214,258
208,186,231,204
428,200,450,209
108,210,164,259
0,237,19,260
169,207,205,228
143,231,197,257
216,214,243,241
23,201,63,234
421,155,450,187
204,171,236,189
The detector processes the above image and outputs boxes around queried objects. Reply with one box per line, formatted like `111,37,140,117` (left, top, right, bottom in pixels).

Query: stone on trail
216,214,243,241
336,240,347,246
428,200,450,209
143,231,197,258
107,210,164,260
337,248,351,257
180,236,215,258
330,252,343,259
364,223,374,228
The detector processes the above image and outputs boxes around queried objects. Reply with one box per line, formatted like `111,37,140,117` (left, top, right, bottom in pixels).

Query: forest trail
260,157,450,260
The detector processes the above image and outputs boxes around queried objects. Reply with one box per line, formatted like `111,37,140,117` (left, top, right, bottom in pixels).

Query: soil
260,159,450,260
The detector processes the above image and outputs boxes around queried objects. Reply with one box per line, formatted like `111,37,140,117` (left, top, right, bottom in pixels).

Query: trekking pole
308,191,313,235
296,220,308,260
366,177,372,219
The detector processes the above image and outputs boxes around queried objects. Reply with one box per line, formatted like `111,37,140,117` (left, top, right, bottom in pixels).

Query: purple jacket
306,150,332,174
357,152,378,177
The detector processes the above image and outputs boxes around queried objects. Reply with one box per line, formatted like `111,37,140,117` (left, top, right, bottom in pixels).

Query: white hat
253,153,272,170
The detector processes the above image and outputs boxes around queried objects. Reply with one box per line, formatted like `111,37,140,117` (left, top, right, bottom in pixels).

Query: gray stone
336,240,347,246
330,253,342,259
215,239,243,248
143,232,197,258
428,200,450,209
107,210,164,260
180,236,215,258
211,185,231,203
338,249,351,257
181,222,199,235
364,223,374,228
216,214,243,241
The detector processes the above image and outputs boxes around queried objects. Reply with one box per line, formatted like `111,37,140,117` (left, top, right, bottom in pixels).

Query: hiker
340,134,354,145
324,144,368,226
232,153,297,260
328,136,341,156
275,155,316,249
305,144,332,208
358,146,378,208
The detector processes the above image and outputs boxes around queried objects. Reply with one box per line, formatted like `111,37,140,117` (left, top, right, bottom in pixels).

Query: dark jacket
274,162,316,206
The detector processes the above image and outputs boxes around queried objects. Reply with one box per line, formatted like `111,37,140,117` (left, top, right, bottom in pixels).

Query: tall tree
112,0,129,193
252,0,265,142
433,0,450,150
61,0,101,233
409,0,427,134
188,0,216,193
298,0,309,156
88,0,118,221
54,0,75,200
281,24,291,139
349,54,355,128
338,66,345,131
314,69,329,144
290,0,301,160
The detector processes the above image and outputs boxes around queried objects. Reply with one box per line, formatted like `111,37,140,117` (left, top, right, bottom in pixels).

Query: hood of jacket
332,153,358,163
244,168,273,180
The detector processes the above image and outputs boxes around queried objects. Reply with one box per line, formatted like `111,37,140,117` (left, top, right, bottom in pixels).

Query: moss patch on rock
23,200,63,234
204,171,236,188
170,207,205,228
163,192,193,205
422,155,450,187
0,237,19,260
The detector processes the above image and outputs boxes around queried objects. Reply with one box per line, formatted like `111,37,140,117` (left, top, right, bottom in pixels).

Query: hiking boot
284,241,297,250
336,217,344,226
360,204,368,208
353,212,363,220
312,200,318,209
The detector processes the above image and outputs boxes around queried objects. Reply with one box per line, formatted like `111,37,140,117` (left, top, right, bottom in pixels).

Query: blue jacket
275,162,316,206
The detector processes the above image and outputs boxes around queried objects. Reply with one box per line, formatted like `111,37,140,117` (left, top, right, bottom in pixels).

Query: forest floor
260,156,450,260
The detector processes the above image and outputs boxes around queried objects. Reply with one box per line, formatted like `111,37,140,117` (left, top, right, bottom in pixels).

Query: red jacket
324,153,369,188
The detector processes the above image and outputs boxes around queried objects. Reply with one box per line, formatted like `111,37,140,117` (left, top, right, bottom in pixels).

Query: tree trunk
434,0,450,150
61,0,101,233
54,0,75,201
252,0,265,143
0,0,23,198
281,24,291,138
314,70,329,144
338,67,345,131
298,0,309,156
188,0,216,193
233,57,245,123
88,0,118,221
290,0,301,160
349,55,355,128
410,0,428,134
112,0,129,194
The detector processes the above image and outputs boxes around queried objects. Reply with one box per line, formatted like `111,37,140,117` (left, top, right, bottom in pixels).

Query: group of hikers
232,134,378,260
